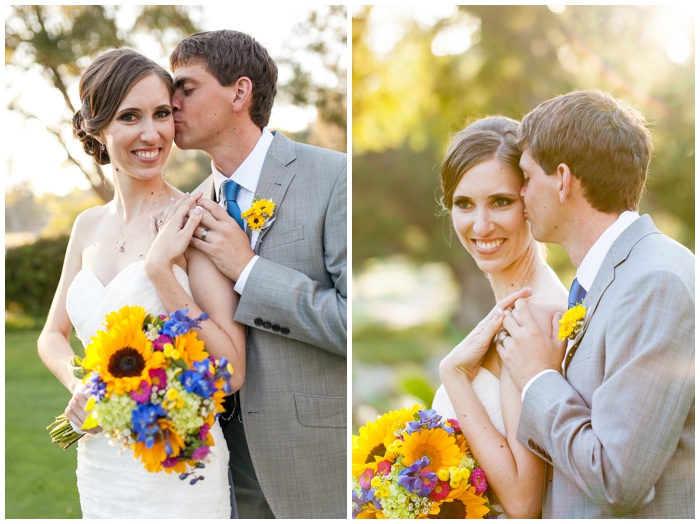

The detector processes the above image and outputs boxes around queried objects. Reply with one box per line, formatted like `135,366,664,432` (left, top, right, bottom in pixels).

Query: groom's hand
498,298,566,391
189,198,254,282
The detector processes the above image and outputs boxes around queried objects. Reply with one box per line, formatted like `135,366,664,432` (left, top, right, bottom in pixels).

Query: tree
277,5,347,152
5,5,202,202
352,5,694,330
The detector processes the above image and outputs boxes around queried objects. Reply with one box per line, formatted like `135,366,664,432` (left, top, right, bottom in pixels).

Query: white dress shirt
521,210,641,400
211,127,274,294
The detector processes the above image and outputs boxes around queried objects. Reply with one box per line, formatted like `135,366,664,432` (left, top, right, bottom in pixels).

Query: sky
4,4,347,197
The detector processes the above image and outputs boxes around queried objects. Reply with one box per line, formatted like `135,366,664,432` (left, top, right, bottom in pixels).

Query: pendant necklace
116,183,165,253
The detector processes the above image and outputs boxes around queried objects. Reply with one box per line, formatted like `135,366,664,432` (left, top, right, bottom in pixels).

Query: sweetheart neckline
75,260,186,288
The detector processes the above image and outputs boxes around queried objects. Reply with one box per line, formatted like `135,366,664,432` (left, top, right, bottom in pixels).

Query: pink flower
359,468,373,489
429,480,452,501
199,423,210,441
192,446,210,460
470,467,488,495
152,334,173,351
149,369,167,391
447,418,461,432
377,460,392,476
130,380,151,403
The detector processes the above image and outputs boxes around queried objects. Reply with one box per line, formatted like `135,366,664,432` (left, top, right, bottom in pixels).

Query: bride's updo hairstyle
72,48,174,165
440,116,522,212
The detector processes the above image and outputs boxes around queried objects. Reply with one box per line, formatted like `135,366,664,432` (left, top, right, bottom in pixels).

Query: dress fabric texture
66,261,232,519
432,367,506,517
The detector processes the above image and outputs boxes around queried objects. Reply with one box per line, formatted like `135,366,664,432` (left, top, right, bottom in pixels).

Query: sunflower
430,484,490,519
82,308,165,395
170,330,209,367
399,428,462,473
352,405,421,476
132,419,185,473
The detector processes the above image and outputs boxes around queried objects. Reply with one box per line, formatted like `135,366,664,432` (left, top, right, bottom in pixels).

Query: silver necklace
116,183,165,253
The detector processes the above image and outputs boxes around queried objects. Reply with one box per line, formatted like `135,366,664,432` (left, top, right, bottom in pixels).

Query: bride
432,116,567,518
37,49,244,518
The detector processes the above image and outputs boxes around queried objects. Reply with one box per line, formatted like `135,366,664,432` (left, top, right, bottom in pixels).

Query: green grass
5,327,83,518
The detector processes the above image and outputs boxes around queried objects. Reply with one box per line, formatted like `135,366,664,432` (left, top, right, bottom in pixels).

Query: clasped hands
147,192,254,283
439,288,565,391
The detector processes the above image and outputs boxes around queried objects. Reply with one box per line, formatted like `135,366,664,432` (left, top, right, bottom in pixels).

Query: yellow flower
558,304,587,340
351,405,421,476
82,306,165,395
399,428,462,473
132,419,184,473
241,197,275,230
170,330,208,367
431,484,491,519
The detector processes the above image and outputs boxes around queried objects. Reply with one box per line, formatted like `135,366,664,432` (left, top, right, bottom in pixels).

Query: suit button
271,324,281,332
281,327,290,335
254,318,264,326
263,321,272,329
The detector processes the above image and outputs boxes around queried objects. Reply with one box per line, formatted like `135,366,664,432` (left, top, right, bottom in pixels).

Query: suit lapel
562,215,658,376
250,131,297,251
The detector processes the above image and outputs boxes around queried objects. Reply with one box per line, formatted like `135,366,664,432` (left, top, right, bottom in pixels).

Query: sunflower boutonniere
241,197,276,231
558,303,586,341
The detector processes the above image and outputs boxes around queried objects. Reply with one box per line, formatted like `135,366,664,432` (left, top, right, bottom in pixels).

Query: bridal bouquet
47,306,233,483
352,405,497,519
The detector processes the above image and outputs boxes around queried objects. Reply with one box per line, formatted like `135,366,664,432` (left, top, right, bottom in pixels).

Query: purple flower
162,456,180,469
406,409,453,434
192,446,210,460
85,373,107,401
470,467,488,495
398,456,437,497
199,423,211,441
161,308,209,338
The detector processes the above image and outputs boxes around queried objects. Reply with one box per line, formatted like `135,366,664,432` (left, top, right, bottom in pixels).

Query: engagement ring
201,228,209,241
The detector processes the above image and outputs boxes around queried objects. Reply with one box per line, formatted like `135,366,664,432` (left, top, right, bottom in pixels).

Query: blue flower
405,408,453,434
180,369,216,398
398,456,437,497
131,403,166,448
161,308,209,338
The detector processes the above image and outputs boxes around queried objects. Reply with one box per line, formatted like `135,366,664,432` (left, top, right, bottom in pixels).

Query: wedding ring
498,330,510,345
201,228,209,241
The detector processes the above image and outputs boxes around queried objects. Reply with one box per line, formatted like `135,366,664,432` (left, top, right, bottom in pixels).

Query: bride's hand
65,385,101,435
439,287,532,381
146,192,204,270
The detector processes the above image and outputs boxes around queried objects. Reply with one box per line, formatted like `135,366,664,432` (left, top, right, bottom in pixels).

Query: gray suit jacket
200,131,347,518
518,215,694,518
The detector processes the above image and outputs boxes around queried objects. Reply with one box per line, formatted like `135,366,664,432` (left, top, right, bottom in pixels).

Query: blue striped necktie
221,179,244,229
568,278,587,309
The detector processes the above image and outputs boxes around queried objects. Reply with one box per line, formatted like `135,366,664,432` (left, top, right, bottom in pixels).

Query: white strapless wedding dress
66,260,232,519
432,367,506,517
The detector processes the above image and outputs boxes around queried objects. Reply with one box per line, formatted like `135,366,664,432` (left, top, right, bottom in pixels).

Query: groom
169,30,347,518
498,90,694,518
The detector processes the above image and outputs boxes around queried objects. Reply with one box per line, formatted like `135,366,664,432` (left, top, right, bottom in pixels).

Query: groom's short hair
518,90,652,213
170,30,278,129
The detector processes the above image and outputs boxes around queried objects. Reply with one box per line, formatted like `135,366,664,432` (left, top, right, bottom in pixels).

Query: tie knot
568,278,587,309
221,178,241,202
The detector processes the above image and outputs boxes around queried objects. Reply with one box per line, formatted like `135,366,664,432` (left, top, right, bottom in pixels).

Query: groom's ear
557,163,574,204
231,77,253,113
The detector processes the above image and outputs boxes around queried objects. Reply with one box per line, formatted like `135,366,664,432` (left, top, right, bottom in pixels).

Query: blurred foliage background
351,5,695,432
4,5,346,518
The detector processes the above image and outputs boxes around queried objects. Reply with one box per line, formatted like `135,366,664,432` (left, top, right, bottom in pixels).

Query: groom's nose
171,96,181,113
